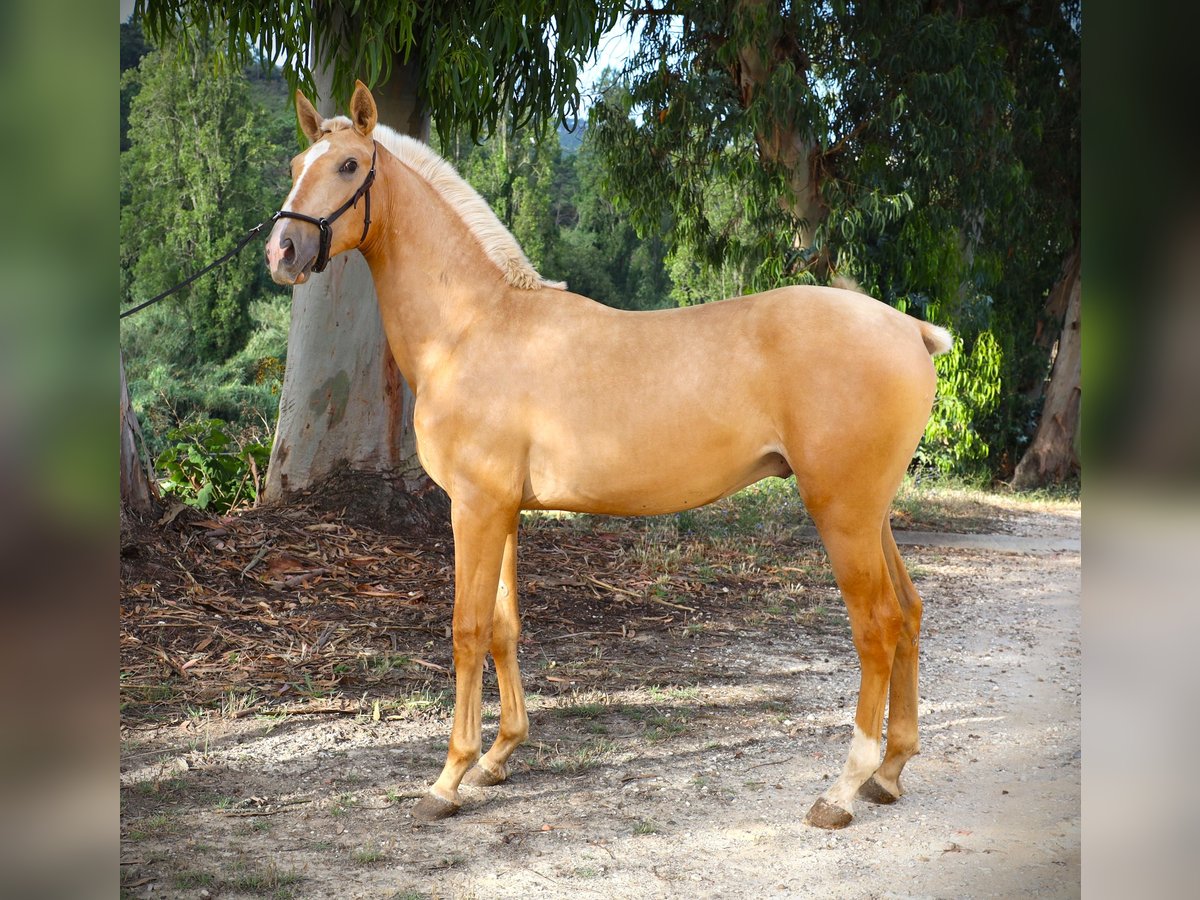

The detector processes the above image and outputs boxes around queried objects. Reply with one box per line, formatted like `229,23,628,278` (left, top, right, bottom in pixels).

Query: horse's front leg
413,493,515,821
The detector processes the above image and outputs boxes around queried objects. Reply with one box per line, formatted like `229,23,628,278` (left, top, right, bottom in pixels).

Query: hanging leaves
135,1,619,142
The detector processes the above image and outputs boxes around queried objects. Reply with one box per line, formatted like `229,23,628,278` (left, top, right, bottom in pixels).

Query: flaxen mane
320,116,565,291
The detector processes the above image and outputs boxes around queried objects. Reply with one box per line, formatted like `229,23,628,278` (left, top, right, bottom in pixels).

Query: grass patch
888,474,1080,532
125,812,176,841
648,685,700,702
362,653,412,676
553,701,606,719
219,688,261,718
330,793,358,817
396,688,453,715
633,819,661,835
173,870,215,890
352,845,387,864
616,704,651,721
537,738,617,775
644,716,688,743
224,858,302,896
529,474,1071,548
121,683,179,707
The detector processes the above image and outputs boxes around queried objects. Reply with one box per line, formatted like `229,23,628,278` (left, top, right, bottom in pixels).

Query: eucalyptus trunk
733,0,825,256
120,351,158,521
263,59,447,528
1013,242,1081,489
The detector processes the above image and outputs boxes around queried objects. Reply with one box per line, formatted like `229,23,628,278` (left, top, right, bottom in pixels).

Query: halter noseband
273,141,378,274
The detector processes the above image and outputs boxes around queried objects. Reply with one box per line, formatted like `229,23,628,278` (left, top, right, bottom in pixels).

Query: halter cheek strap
273,141,378,273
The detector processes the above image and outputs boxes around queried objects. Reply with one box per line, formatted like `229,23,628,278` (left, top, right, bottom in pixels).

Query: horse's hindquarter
417,286,936,514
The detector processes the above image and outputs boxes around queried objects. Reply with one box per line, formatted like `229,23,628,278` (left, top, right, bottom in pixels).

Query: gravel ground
121,506,1080,899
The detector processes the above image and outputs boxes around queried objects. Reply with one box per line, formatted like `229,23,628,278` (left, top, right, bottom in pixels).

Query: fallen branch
743,754,795,772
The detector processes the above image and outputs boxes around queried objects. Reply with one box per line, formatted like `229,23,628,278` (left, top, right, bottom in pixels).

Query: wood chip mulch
120,503,823,724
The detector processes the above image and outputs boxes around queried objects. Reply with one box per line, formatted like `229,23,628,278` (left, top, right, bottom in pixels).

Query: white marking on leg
281,141,331,211
825,724,881,809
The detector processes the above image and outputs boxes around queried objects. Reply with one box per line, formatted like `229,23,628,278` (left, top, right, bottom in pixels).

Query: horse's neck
361,156,507,389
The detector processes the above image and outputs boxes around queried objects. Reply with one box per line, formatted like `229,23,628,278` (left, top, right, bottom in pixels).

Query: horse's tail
830,275,953,357
916,321,953,357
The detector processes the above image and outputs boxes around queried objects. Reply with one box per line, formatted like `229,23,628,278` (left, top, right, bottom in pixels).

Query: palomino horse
266,82,951,830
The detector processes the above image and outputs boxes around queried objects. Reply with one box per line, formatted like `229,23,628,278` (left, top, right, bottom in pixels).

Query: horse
265,81,951,830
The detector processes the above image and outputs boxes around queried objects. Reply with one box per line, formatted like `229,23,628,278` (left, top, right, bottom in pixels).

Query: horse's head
266,80,379,285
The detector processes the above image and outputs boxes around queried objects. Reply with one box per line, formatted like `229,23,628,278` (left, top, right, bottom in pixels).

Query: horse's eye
340,159,358,174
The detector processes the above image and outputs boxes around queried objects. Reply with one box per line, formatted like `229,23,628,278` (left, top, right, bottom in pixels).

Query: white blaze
281,141,331,212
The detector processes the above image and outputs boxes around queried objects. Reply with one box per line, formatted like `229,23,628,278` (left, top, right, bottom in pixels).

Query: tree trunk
120,351,157,516
121,352,160,555
263,58,448,530
1013,243,1081,489
732,0,825,261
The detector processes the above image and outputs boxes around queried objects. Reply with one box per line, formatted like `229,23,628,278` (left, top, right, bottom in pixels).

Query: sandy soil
120,504,1080,899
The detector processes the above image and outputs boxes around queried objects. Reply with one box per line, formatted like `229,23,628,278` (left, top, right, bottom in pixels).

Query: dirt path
121,512,1080,899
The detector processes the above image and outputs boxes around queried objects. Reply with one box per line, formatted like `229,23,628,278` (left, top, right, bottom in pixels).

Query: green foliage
120,21,151,151
156,419,271,512
121,35,295,458
445,118,562,272
125,286,290,461
135,1,620,143
439,112,675,311
554,121,674,310
919,329,1003,477
121,47,288,364
590,1,1079,477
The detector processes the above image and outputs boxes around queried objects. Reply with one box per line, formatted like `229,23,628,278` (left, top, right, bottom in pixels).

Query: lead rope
121,141,379,320
118,216,277,319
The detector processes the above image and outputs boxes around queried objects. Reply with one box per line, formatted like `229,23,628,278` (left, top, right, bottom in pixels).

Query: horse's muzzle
265,218,316,285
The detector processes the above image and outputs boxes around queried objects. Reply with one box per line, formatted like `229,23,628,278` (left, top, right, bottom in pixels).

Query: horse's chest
411,396,513,492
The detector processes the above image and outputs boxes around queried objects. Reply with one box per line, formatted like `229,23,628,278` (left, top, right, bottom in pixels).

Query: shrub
155,419,270,512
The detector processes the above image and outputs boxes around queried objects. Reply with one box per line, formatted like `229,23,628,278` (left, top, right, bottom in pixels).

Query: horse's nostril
282,238,295,262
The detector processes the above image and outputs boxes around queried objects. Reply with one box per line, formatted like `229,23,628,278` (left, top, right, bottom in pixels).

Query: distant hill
558,117,587,153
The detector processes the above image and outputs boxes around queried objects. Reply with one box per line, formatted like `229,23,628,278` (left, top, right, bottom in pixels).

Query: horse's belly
522,441,791,515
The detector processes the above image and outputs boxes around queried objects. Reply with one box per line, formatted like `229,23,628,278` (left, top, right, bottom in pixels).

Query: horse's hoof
411,793,460,822
857,774,900,805
462,762,506,787
805,797,853,830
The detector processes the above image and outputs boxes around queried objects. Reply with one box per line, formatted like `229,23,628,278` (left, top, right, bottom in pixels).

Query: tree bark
263,58,448,530
732,1,825,261
1013,242,1081,489
120,351,157,516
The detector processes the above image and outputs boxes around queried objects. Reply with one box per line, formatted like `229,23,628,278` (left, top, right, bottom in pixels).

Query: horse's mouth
291,257,316,285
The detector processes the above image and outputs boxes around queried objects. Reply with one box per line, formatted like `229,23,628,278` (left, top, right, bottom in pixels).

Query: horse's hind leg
804,508,903,830
463,518,529,786
858,519,922,805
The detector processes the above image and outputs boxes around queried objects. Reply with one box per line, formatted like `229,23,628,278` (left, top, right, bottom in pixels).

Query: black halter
273,141,378,273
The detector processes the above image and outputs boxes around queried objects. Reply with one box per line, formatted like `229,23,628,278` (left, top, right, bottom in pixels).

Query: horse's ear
295,90,322,144
349,80,378,136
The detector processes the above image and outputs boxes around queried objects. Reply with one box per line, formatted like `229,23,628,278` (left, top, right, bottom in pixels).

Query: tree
137,1,619,525
121,48,281,367
591,1,1080,480
120,353,158,518
120,21,151,151
1012,244,1080,489
446,115,563,275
